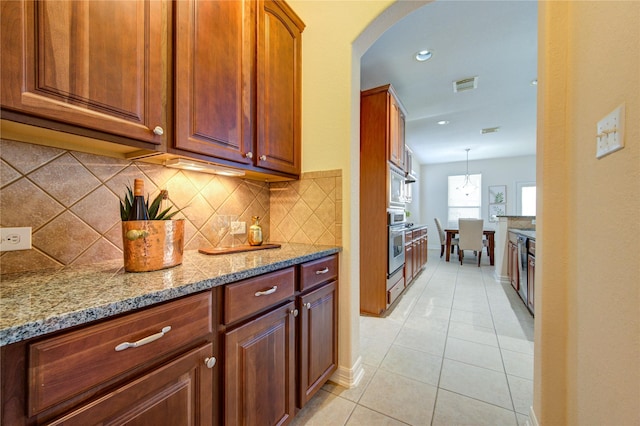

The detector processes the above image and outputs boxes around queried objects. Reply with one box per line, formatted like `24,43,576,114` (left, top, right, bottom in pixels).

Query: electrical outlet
230,221,246,235
0,227,32,251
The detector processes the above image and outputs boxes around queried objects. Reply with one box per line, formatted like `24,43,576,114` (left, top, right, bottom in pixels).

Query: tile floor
292,249,534,425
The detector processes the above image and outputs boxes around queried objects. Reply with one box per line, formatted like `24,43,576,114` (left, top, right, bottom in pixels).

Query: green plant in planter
120,187,180,221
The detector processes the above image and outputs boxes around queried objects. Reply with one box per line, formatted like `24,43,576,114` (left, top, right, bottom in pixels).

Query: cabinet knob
245,152,253,159
305,302,311,310
153,126,164,136
259,155,267,161
205,357,216,369
290,309,299,317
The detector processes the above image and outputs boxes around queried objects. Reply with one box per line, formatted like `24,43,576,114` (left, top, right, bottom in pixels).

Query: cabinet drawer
299,255,338,292
28,291,213,416
387,279,404,306
224,267,295,324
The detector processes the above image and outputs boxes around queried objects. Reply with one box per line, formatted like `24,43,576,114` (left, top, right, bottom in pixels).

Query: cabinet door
298,281,338,408
404,243,413,284
421,235,428,267
1,0,165,145
527,255,535,312
174,0,253,164
256,0,304,175
47,344,214,426
508,242,519,291
225,301,296,426
388,94,405,170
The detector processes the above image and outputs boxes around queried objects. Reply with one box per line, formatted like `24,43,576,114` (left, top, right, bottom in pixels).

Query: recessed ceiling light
437,120,450,125
415,50,433,62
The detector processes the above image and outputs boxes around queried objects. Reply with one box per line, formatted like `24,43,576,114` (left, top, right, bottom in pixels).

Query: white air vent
453,76,478,93
481,127,500,134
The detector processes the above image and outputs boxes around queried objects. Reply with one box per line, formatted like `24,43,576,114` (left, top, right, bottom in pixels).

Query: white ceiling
360,0,538,165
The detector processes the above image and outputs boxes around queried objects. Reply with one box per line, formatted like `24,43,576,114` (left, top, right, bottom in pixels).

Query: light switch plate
230,221,246,235
596,103,625,159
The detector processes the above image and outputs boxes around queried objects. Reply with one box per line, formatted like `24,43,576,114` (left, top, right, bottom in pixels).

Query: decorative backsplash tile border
0,139,342,274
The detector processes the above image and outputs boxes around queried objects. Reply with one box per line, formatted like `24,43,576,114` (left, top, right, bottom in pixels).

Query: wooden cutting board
198,244,281,255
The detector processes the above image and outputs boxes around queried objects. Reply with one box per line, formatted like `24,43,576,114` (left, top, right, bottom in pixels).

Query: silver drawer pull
315,267,330,275
115,326,171,352
255,286,278,297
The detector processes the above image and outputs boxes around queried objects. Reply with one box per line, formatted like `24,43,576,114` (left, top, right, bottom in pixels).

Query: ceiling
360,0,538,165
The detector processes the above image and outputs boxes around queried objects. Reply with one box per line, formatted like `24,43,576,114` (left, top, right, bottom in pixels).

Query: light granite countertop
0,243,341,347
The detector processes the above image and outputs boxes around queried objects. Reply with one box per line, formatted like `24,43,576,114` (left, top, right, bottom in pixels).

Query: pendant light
459,148,477,196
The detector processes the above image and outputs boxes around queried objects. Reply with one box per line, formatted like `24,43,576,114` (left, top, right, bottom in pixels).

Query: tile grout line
479,260,522,424
430,255,458,426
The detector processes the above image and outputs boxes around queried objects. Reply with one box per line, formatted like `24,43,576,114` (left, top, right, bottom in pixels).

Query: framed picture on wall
489,185,506,204
489,203,506,222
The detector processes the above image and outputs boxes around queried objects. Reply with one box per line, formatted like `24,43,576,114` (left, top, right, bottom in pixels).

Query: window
448,174,482,224
517,182,537,216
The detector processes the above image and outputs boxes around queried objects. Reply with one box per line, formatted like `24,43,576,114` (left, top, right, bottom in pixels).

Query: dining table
445,228,495,265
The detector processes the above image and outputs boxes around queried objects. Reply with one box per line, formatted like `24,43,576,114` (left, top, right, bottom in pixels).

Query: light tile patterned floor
292,249,534,426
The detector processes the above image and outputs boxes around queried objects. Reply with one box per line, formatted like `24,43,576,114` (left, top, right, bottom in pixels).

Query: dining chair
434,217,458,258
458,218,484,266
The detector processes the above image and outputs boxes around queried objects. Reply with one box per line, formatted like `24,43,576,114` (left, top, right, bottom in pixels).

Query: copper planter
122,220,184,272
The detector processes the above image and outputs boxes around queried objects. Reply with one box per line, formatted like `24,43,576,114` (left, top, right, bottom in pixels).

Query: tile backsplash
0,139,341,274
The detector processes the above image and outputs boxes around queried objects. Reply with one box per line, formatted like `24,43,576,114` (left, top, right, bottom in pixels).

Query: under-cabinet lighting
164,158,245,177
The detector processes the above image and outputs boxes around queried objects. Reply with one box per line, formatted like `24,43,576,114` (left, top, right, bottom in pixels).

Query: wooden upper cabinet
0,0,165,145
256,0,304,175
388,91,406,170
174,0,254,165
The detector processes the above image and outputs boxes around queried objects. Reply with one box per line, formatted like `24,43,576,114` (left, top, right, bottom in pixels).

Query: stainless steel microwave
388,163,406,208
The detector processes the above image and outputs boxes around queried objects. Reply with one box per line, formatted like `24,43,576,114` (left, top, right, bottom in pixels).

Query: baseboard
330,355,365,388
494,271,510,284
526,406,539,426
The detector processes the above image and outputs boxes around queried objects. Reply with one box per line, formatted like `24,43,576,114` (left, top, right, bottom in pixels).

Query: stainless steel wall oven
387,209,406,276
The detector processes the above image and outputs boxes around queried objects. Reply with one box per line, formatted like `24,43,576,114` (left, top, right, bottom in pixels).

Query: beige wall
288,0,428,384
537,1,640,424
288,0,397,382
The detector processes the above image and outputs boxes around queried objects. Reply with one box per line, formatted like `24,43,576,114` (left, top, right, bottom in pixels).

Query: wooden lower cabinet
527,254,535,312
298,281,338,408
508,238,519,292
0,292,216,425
404,235,414,285
48,344,214,426
224,301,297,426
405,227,428,287
222,254,339,424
